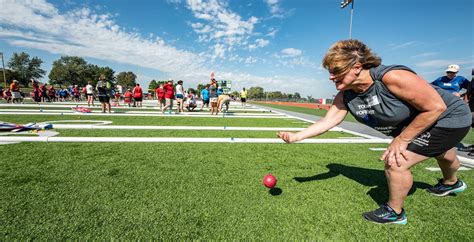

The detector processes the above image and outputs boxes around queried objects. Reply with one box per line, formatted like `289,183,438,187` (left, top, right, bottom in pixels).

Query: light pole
340,0,354,39
0,52,6,89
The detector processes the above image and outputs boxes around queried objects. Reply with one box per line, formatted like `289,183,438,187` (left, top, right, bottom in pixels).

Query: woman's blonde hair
322,39,381,76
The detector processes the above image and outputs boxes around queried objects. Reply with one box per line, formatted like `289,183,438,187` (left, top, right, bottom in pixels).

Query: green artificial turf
253,102,358,122
54,129,355,138
0,105,272,113
0,114,309,128
0,142,472,240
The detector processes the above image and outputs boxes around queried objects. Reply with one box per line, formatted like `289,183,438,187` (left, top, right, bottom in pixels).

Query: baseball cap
445,64,460,73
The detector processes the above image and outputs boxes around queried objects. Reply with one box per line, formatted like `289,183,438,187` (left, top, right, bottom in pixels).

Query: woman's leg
435,148,460,185
385,151,428,213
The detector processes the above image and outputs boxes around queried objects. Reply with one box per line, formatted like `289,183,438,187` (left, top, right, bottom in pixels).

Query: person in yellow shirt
240,88,247,108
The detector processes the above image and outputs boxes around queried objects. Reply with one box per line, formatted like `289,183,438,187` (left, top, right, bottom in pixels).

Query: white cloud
264,0,283,18
0,0,207,78
244,56,257,64
280,48,302,57
387,41,419,51
410,52,438,58
0,0,324,97
266,28,278,37
186,0,259,59
415,59,472,68
213,43,226,59
248,38,269,50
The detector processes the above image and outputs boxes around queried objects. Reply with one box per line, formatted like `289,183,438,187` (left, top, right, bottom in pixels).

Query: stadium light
340,0,354,39
0,52,6,89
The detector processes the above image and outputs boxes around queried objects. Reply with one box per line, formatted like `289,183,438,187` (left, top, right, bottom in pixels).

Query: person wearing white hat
431,64,469,97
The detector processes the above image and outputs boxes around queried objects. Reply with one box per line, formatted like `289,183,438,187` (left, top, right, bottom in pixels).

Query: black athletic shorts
241,98,246,102
407,126,470,157
98,94,109,103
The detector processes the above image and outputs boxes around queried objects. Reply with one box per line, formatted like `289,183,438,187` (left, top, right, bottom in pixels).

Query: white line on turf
0,136,393,143
0,109,284,116
0,112,287,118
425,167,471,171
49,124,307,131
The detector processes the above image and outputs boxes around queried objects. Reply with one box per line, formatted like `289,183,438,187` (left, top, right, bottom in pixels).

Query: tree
196,83,206,97
231,91,239,98
116,71,137,89
148,80,159,91
248,86,264,99
0,68,17,87
48,56,89,86
293,92,301,99
187,87,196,95
7,52,45,87
87,65,115,84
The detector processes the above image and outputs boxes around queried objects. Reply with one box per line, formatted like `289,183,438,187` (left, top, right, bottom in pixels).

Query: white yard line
0,136,393,143
0,109,284,116
425,167,471,171
50,124,306,131
0,112,287,118
0,103,267,111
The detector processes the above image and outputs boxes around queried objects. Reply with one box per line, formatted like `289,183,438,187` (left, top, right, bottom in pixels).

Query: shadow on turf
293,163,432,205
269,187,282,196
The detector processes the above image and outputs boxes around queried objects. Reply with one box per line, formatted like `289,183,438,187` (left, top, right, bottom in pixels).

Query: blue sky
0,0,472,98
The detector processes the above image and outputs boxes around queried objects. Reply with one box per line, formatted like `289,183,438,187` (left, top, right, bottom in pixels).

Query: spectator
209,79,218,115
31,79,40,102
10,80,22,103
155,83,166,112
200,84,210,110
86,80,95,107
432,64,469,97
176,80,185,113
48,85,56,102
240,87,248,108
3,88,12,103
217,94,231,113
163,79,175,114
132,83,143,107
186,90,197,111
96,76,111,113
124,88,133,107
72,85,80,102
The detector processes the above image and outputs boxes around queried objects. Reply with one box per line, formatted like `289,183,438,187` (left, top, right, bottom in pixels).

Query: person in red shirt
155,83,166,112
48,86,56,102
31,79,40,102
163,79,175,114
132,83,143,107
3,88,12,103
123,89,133,107
72,85,80,102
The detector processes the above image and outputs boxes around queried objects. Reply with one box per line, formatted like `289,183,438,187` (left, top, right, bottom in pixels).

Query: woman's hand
381,136,410,167
277,132,300,143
